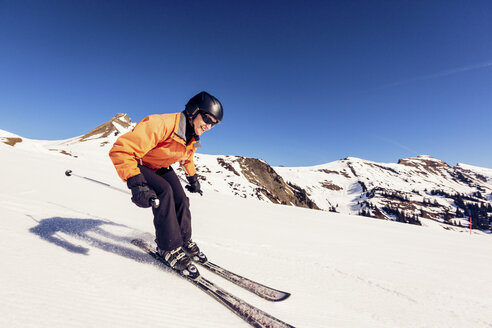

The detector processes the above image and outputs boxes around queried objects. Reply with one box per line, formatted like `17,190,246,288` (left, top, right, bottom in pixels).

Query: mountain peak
79,113,133,142
341,156,367,163
397,155,450,170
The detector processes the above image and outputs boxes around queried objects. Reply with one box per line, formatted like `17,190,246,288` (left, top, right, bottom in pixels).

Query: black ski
131,239,294,328
134,235,290,302
196,259,290,302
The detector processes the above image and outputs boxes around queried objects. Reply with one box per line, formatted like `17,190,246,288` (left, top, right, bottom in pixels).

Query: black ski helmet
185,91,223,123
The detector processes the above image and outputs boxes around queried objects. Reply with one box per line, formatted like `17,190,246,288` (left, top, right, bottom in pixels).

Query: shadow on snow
29,217,156,266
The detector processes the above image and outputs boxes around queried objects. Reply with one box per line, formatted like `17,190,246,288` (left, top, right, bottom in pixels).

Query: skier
109,91,223,273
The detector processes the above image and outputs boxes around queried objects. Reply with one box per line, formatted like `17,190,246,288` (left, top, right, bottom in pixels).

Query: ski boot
157,246,200,279
183,240,208,264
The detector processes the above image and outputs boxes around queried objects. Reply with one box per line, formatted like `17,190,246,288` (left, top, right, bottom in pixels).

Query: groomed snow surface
1,142,491,328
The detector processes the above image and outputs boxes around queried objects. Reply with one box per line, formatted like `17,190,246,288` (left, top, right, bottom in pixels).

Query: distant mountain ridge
276,156,492,232
2,114,491,233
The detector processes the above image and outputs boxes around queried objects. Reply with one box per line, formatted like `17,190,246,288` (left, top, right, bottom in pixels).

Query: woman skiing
109,91,223,274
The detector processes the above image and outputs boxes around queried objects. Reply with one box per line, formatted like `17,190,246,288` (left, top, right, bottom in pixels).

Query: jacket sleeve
109,115,171,181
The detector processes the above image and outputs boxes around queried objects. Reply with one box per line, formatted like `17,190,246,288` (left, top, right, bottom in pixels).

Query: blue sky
1,0,491,168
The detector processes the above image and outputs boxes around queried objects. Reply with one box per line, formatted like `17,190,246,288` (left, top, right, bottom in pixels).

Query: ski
134,236,291,302
131,239,295,328
196,259,291,302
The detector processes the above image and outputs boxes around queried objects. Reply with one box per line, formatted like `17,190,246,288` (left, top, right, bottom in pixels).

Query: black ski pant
139,165,192,251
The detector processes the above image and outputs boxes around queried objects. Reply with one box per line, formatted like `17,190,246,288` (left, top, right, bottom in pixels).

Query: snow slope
1,136,492,327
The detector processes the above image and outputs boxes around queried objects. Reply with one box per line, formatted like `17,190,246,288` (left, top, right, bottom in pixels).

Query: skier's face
193,112,217,136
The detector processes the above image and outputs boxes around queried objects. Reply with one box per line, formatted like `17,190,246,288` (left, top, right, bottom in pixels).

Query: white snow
1,132,492,328
456,163,492,182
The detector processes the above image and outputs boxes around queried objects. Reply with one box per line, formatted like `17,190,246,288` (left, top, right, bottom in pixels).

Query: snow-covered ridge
2,114,491,232
0,113,134,159
276,156,492,231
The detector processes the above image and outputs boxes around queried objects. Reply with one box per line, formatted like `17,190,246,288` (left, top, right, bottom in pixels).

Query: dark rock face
236,157,319,209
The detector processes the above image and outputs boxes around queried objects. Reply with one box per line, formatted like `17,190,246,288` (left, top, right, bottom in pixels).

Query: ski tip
275,292,291,302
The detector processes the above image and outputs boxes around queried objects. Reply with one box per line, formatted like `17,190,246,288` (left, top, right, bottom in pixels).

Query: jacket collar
175,112,201,148
176,112,187,141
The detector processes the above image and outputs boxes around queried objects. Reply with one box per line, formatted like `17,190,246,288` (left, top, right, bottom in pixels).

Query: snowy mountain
1,114,492,327
2,113,491,233
276,156,492,231
0,113,133,160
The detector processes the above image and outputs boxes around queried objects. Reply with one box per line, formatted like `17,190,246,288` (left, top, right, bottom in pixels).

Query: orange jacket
109,112,199,181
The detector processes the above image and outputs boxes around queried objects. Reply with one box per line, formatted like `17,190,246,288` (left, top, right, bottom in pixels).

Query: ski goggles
200,112,218,126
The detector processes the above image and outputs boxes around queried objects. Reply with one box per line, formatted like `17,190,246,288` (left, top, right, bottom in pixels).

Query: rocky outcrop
79,113,132,143
2,137,23,146
236,157,319,209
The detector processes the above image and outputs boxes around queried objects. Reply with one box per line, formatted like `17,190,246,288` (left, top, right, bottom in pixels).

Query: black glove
185,175,203,196
127,174,157,208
